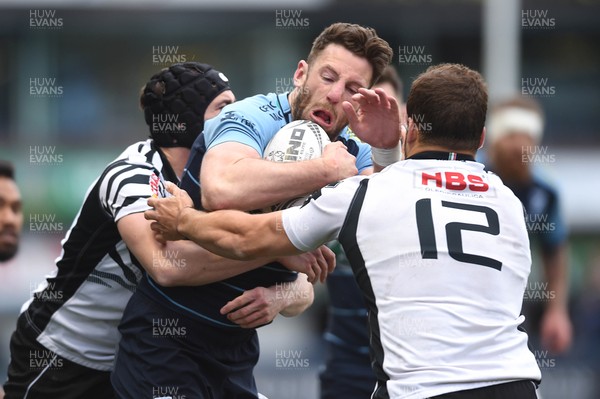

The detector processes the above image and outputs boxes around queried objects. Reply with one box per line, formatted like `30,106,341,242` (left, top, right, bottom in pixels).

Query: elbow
201,184,237,211
146,268,180,288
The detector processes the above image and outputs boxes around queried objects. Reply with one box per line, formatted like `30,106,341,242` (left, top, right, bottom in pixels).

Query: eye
322,74,334,83
13,202,22,214
347,86,359,95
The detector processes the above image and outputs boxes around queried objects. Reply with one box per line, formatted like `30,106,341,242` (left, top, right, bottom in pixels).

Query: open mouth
311,109,333,129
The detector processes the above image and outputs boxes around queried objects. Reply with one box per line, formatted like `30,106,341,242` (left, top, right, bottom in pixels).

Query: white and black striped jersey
282,152,542,399
22,139,177,371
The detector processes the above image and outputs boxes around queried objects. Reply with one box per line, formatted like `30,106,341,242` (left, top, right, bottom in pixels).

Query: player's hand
277,245,336,284
220,286,281,329
540,305,572,354
145,182,194,243
321,142,357,182
343,87,401,149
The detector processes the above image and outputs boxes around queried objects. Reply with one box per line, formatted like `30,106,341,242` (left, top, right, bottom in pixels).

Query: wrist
176,206,194,237
317,157,338,184
371,143,401,167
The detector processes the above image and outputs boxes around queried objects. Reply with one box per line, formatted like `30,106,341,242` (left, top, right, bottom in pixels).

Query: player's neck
288,89,298,116
160,147,190,180
405,143,476,160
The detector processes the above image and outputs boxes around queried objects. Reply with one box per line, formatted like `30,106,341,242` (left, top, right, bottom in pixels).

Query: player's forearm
543,244,569,308
202,158,335,211
153,240,274,287
278,274,314,317
176,207,270,260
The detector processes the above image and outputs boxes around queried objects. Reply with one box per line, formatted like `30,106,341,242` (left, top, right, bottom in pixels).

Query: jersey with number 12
282,157,542,399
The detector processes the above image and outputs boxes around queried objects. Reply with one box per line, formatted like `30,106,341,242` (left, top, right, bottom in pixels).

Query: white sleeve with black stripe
282,175,367,252
99,162,156,222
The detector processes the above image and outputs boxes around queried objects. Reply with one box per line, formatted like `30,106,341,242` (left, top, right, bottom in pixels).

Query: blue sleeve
203,97,283,156
540,191,568,251
337,128,373,173
354,141,373,173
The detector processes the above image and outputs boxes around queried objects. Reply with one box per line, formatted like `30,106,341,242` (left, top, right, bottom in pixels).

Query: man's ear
405,118,418,144
293,60,309,88
478,127,486,149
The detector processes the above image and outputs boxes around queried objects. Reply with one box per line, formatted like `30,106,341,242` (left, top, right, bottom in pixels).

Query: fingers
324,141,347,152
342,101,359,128
165,181,178,195
144,209,158,221
147,197,158,209
220,292,253,315
220,289,275,329
316,252,328,283
153,232,168,244
320,245,336,274
310,248,328,283
305,254,318,284
354,88,381,106
351,88,391,109
309,256,323,284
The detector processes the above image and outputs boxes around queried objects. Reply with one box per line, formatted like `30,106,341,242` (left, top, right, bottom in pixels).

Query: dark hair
140,62,231,149
374,65,403,101
0,161,15,180
307,23,393,86
406,63,488,152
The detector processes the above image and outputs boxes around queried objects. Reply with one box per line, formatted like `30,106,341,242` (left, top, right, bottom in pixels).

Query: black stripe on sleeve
111,173,153,208
104,165,145,206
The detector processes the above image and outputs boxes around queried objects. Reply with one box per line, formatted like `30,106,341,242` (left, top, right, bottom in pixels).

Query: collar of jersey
407,151,475,161
276,92,292,124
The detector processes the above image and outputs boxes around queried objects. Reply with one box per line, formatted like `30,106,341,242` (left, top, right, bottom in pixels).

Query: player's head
374,65,403,104
141,62,234,149
291,22,393,138
374,65,405,121
486,96,544,178
0,161,23,262
405,63,487,157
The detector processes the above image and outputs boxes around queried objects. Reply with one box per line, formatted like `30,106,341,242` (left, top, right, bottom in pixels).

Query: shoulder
204,93,291,152
99,140,164,194
104,140,161,175
215,93,278,119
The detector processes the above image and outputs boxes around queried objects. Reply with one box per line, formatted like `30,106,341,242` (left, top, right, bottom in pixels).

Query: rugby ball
264,120,330,162
262,120,330,212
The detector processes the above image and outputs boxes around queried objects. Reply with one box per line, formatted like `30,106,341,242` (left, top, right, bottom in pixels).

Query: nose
326,82,344,104
0,205,19,228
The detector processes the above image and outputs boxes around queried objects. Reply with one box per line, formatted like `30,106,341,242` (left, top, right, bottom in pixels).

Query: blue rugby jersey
141,92,372,329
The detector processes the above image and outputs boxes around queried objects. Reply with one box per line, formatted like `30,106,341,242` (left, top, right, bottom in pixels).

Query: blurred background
0,0,599,398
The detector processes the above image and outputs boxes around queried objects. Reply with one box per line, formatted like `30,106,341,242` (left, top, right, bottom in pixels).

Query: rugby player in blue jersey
486,96,572,355
117,22,400,399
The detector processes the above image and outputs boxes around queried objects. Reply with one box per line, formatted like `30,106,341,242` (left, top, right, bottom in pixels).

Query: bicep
201,142,261,179
200,142,261,209
117,212,163,274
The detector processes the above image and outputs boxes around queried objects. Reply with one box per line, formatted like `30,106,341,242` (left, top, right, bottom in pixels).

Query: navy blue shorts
111,290,260,399
4,312,115,399
430,380,538,399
